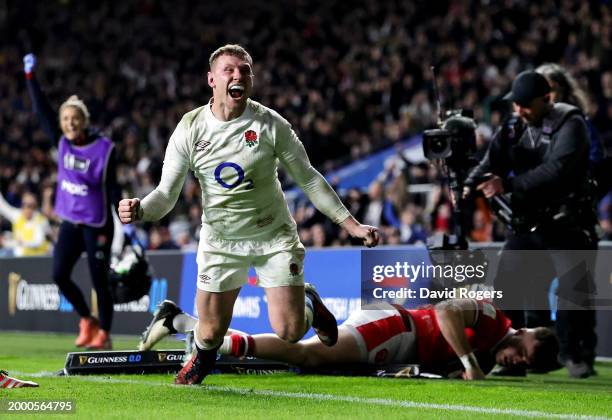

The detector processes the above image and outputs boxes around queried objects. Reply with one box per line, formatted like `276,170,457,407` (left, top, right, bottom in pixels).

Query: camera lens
431,138,447,154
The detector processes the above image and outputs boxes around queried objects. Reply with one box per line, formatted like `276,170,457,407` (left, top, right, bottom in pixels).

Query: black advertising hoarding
1,246,611,356
0,251,184,334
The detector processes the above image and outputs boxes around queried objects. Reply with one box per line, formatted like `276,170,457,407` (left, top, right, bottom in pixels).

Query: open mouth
228,85,245,99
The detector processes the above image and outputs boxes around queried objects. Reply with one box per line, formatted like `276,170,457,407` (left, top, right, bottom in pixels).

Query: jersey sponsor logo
195,139,211,152
60,179,88,196
244,130,258,147
63,153,91,172
199,274,211,284
214,162,244,188
214,162,254,190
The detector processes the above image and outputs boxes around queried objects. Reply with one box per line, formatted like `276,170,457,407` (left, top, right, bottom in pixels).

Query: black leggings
52,220,114,331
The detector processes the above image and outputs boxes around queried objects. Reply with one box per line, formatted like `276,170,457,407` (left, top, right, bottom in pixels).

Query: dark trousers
495,224,597,363
52,219,114,331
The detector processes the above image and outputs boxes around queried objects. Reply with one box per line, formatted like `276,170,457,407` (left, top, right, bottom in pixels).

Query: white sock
172,313,197,333
218,336,232,355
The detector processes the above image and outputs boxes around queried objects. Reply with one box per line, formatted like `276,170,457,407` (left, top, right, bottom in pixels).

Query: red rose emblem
245,130,257,142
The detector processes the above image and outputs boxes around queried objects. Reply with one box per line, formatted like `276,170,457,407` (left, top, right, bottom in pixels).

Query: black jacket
467,103,591,210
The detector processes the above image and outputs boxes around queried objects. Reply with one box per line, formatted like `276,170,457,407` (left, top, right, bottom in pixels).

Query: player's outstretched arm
434,299,485,380
276,124,379,247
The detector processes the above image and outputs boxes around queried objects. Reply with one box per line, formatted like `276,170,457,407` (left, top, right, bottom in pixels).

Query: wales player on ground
118,44,379,385
139,298,560,380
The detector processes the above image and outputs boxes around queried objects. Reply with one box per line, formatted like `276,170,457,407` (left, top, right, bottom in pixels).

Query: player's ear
207,71,215,89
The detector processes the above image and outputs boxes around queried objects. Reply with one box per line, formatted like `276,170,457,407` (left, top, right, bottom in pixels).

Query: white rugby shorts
196,225,305,292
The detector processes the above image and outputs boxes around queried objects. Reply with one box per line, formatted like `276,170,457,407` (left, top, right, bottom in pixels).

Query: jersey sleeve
273,120,351,224
140,117,191,221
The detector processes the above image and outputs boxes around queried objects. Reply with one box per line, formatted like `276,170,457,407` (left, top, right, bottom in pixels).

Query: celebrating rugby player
118,44,379,385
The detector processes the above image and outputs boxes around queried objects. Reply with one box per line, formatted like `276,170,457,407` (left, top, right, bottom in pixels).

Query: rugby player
140,298,560,380
118,44,379,385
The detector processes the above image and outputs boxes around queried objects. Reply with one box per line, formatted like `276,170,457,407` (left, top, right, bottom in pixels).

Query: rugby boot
305,283,338,346
139,300,182,351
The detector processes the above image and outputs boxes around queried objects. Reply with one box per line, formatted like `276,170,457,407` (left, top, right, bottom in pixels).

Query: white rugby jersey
140,99,351,240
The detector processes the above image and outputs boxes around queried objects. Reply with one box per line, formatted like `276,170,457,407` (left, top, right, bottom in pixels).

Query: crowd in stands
1,0,611,255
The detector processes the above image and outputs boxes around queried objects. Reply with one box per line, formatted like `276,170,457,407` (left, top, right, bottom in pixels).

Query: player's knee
197,332,224,349
274,325,304,343
196,324,225,347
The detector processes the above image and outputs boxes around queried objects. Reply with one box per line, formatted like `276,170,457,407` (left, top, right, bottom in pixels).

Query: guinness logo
158,353,167,362
79,356,88,366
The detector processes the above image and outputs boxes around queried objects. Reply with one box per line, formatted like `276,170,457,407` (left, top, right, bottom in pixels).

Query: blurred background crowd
1,0,611,255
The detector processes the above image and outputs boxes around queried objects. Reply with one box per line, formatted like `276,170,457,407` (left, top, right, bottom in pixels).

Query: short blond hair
209,44,253,69
59,95,90,127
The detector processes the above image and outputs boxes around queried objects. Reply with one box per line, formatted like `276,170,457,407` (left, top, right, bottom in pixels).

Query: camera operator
466,70,598,378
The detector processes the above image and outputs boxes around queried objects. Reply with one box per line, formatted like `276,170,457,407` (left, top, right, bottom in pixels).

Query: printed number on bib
214,162,254,190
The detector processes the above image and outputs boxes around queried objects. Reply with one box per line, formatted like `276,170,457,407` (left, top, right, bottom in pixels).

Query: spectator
0,0,610,248
0,190,51,256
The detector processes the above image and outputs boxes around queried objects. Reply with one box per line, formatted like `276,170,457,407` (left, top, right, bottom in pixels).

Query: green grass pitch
1,331,611,419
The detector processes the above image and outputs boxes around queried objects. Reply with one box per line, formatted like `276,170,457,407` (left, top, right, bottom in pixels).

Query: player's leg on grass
266,283,338,346
221,328,362,368
256,246,338,346
175,287,240,385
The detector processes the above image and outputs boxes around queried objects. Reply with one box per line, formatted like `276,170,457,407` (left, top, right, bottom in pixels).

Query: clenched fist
118,198,142,224
340,216,380,248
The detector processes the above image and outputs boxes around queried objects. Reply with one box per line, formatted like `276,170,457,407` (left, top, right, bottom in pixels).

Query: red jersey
406,300,512,366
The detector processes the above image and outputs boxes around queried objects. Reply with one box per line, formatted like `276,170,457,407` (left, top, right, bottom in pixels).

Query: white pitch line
20,374,605,420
